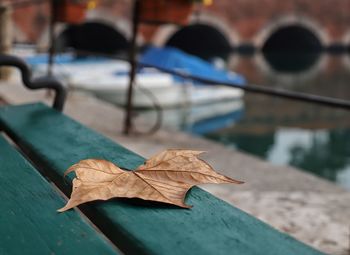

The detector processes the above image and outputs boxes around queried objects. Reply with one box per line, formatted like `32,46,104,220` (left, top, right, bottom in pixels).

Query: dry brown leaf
58,149,243,212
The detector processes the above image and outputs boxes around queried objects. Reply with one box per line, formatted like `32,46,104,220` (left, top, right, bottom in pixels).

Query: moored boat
26,47,246,108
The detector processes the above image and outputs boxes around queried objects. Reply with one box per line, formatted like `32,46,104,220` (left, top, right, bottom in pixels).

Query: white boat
71,69,244,108
27,47,246,108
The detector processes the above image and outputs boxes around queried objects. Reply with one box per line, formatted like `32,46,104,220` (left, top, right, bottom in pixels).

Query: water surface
134,52,350,189
204,53,350,190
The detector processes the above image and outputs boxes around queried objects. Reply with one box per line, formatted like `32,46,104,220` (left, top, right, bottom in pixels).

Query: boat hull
87,83,243,108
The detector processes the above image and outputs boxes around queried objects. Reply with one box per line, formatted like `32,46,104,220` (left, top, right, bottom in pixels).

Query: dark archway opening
262,25,322,73
55,22,129,55
263,25,323,52
166,24,232,61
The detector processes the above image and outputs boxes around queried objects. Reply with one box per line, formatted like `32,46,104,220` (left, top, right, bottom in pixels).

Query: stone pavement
1,78,349,255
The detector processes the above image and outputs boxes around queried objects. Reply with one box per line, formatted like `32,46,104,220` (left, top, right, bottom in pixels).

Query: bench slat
0,135,118,255
0,103,323,255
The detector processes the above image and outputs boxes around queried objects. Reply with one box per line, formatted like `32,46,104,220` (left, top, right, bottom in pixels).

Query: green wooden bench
0,55,324,254
0,135,118,255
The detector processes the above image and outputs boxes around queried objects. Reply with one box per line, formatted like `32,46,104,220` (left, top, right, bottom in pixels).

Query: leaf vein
137,170,232,182
132,172,173,203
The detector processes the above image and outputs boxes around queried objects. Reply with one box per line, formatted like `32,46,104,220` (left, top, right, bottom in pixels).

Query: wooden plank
0,103,324,255
0,135,118,255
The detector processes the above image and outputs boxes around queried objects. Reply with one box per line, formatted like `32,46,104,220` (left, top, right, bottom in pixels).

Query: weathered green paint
0,135,119,255
0,103,324,255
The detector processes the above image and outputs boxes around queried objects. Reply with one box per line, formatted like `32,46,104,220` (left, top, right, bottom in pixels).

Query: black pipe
0,54,67,111
47,0,58,77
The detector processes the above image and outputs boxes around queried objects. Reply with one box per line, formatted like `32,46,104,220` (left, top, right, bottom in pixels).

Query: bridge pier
0,4,12,80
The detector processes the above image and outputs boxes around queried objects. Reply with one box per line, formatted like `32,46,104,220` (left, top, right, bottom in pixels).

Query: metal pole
47,0,57,76
0,54,67,110
123,0,140,134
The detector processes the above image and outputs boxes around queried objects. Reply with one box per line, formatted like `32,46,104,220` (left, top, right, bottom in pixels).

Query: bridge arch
152,12,239,60
165,24,232,60
37,10,134,52
254,16,328,74
54,20,130,54
254,15,329,50
85,9,132,40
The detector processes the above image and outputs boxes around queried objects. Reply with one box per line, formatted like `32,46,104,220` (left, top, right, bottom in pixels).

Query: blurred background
3,0,350,190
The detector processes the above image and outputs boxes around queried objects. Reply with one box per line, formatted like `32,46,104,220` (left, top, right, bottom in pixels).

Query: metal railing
0,54,67,111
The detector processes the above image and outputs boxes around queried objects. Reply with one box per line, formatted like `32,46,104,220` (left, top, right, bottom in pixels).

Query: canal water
137,52,350,190
205,53,350,190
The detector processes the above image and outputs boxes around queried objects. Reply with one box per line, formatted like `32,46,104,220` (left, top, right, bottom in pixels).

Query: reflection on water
207,128,350,186
204,53,350,190
263,52,321,73
135,100,244,135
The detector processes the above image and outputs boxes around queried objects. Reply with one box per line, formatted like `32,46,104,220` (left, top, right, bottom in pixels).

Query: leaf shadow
106,197,190,211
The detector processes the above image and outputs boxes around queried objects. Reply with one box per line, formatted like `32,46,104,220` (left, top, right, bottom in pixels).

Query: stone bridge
8,0,350,58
